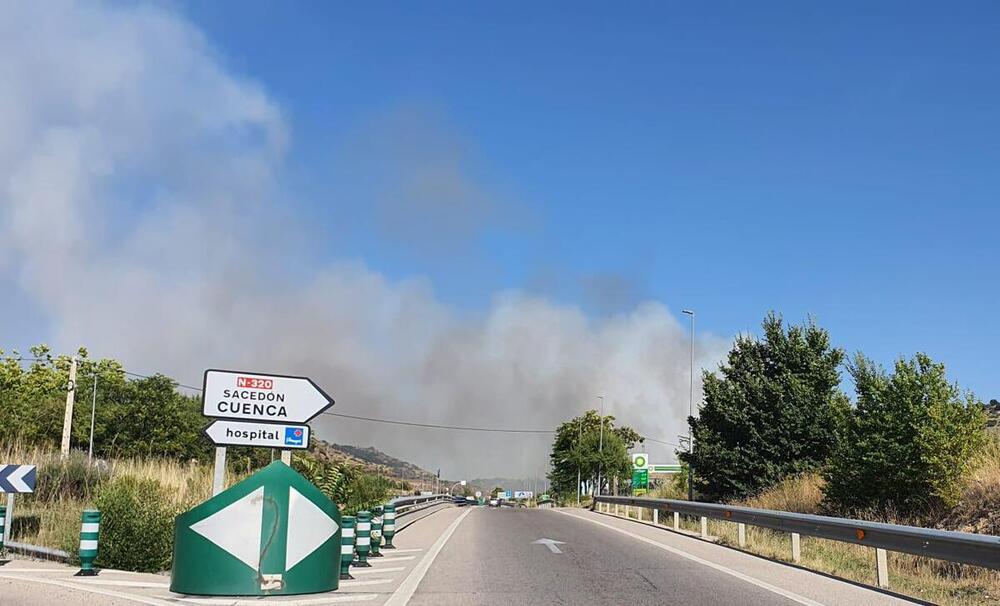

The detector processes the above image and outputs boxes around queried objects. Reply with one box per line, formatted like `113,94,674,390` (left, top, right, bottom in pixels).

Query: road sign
171,461,341,596
475,491,482,498
631,453,649,470
632,468,648,489
514,491,533,499
0,465,36,493
500,491,512,499
204,420,311,449
202,369,334,423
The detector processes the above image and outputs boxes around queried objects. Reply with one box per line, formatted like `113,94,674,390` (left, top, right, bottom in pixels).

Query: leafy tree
680,313,848,502
824,353,986,517
548,409,642,498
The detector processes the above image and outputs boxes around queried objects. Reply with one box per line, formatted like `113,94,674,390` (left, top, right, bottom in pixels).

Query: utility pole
88,373,98,461
682,309,695,501
60,356,78,458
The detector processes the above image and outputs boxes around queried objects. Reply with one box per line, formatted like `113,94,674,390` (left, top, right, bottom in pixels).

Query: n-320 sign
202,369,335,424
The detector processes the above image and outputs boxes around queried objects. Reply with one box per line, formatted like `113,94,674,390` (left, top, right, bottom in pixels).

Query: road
0,505,922,606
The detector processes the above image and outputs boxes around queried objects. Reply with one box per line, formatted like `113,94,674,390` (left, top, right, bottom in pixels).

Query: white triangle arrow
8,466,33,492
286,486,339,570
532,538,565,554
190,487,264,570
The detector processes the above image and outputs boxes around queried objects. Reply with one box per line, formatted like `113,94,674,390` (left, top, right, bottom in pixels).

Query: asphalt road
409,507,799,605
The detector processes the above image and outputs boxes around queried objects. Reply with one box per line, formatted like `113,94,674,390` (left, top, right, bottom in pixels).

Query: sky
1,1,998,478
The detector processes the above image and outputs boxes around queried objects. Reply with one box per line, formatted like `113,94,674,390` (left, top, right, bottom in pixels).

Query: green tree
824,353,986,517
680,313,848,502
548,409,642,498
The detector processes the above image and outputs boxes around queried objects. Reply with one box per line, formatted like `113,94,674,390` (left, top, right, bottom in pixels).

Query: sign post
201,370,333,494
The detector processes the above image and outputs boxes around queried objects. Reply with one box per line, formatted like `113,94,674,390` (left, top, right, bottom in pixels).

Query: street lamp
596,395,605,497
448,480,466,495
682,309,695,501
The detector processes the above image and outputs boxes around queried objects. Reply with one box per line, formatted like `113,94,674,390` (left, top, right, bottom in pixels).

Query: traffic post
76,509,101,576
339,516,355,580
370,509,383,557
353,510,371,567
0,504,6,558
382,503,396,548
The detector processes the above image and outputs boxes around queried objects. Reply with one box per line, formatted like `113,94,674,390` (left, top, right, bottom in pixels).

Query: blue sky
173,1,999,399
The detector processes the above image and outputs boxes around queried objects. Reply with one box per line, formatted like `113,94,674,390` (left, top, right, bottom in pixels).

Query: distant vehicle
489,499,499,507
465,496,476,504
452,495,469,506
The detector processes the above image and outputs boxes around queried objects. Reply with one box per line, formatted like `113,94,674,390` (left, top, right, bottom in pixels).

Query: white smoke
0,0,727,477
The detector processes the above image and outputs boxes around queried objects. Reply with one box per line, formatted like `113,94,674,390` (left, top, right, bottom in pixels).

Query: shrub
824,353,986,519
92,475,182,572
34,451,110,502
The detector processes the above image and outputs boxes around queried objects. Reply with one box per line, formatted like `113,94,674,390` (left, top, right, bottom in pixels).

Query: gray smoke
0,1,728,477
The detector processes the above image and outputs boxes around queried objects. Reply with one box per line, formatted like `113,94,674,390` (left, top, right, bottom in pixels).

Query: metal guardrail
4,540,71,562
388,494,451,516
594,494,1000,588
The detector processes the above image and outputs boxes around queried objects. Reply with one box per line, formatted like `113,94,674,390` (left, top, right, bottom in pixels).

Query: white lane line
0,573,174,606
371,555,415,563
339,578,394,587
552,510,826,606
70,579,169,588
350,566,405,575
0,567,140,574
384,507,473,606
169,594,379,605
380,548,423,553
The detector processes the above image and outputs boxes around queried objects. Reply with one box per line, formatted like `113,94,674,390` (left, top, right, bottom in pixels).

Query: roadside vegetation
0,345,410,572
552,312,998,605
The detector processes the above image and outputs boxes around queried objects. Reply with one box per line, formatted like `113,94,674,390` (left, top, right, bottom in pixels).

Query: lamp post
596,395,605,497
682,309,695,501
448,480,466,495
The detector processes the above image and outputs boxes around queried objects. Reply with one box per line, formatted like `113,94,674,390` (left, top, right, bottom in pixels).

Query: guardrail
388,493,451,517
594,494,1000,589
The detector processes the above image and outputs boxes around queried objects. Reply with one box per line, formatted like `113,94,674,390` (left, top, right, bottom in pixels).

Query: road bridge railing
593,494,1000,589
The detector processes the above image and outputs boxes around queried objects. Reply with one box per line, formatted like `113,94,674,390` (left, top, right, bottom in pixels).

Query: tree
824,353,986,517
548,409,642,499
680,313,848,502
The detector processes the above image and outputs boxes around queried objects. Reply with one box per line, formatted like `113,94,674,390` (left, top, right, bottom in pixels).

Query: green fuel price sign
632,468,649,489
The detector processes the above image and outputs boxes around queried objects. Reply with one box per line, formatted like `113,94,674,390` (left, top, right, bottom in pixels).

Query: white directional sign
202,369,334,423
204,420,311,450
514,491,533,499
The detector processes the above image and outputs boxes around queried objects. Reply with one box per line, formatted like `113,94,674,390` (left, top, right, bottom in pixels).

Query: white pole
3,494,13,544
60,356,78,458
212,447,227,495
280,450,292,465
597,395,605,496
88,374,98,462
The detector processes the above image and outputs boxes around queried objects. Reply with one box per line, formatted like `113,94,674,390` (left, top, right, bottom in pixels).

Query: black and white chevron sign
0,464,37,493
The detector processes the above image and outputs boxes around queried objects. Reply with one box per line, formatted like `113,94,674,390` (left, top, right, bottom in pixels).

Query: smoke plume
0,1,727,477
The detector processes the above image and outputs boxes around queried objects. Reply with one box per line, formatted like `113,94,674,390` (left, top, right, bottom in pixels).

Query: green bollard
353,511,371,567
0,504,6,558
382,503,396,549
76,509,101,576
339,516,355,580
370,508,383,557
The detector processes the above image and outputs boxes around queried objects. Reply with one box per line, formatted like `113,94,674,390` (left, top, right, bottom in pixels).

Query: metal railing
388,493,451,516
594,494,1000,589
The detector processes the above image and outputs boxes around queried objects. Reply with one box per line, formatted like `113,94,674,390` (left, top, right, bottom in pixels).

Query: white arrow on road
532,538,565,554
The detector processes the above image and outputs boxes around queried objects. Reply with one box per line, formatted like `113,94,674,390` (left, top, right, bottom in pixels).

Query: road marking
372,555,416,563
169,594,379,605
350,566,405,575
0,573,175,606
385,507,473,606
0,567,139,574
339,578,394,587
381,548,423,553
552,510,826,606
71,579,170,588
531,537,565,554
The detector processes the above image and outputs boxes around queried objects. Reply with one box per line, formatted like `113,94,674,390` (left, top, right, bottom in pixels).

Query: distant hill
310,440,448,491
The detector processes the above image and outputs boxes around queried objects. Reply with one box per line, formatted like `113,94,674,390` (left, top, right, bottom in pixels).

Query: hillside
310,440,448,491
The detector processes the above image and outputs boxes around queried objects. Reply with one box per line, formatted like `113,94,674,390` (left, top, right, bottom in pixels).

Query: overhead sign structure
171,462,341,596
202,369,334,424
0,465,36,493
205,420,311,450
631,453,649,470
